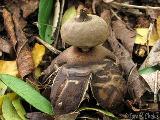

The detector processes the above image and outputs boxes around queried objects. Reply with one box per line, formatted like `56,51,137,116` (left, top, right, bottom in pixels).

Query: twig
35,36,62,54
111,2,160,10
54,0,65,48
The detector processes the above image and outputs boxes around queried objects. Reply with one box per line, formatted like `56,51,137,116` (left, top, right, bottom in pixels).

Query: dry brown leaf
9,3,27,28
0,38,13,54
2,9,17,48
157,16,160,37
27,112,53,120
128,66,151,100
54,112,79,120
20,0,39,18
108,29,150,99
13,13,34,78
112,20,136,54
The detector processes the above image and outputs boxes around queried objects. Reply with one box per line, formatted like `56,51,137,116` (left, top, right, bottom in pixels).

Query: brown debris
27,112,53,120
128,65,151,100
20,0,39,18
0,37,13,54
13,11,34,78
2,9,17,48
112,20,136,54
108,29,150,99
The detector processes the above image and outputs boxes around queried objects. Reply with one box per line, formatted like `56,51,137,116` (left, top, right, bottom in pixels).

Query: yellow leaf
157,16,160,37
12,99,26,120
32,43,45,67
2,96,22,120
0,93,17,114
0,43,45,76
34,67,41,79
0,61,18,76
135,28,159,46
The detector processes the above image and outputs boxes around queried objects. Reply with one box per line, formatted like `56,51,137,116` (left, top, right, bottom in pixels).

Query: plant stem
111,2,160,10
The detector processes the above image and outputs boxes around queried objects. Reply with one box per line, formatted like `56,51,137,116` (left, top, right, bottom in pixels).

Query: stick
111,2,160,10
35,36,62,54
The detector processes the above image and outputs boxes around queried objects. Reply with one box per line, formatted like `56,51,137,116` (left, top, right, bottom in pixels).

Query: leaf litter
1,0,160,120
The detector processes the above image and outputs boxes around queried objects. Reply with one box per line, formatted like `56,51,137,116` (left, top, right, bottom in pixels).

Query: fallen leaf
27,112,53,120
2,97,22,120
2,9,17,47
112,20,136,54
13,13,34,78
0,74,53,115
0,93,17,114
108,30,150,99
157,16,160,37
32,43,45,68
135,28,159,46
61,6,76,25
0,37,13,54
141,71,160,95
20,0,39,18
140,40,160,69
54,112,79,120
0,60,18,76
12,99,27,120
128,65,151,99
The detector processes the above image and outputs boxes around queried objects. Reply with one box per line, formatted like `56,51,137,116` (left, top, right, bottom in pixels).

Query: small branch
111,2,160,10
35,36,62,54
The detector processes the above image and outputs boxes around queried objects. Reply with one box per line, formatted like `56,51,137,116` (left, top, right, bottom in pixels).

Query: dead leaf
141,71,160,95
0,38,13,54
100,10,111,26
0,60,18,76
13,12,34,78
128,65,151,99
2,9,17,48
135,28,159,46
8,3,27,28
27,112,53,120
54,112,79,120
108,30,150,99
112,20,136,54
32,43,45,68
140,40,160,69
20,0,39,18
157,16,160,37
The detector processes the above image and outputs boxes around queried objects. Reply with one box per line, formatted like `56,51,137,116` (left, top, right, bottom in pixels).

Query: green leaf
139,65,160,75
12,99,27,120
38,0,54,40
2,97,22,120
61,6,76,25
0,74,53,115
79,107,118,120
0,81,7,95
45,23,53,44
